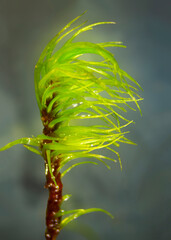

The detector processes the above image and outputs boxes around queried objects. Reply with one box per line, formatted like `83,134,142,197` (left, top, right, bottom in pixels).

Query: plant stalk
42,109,63,240
44,154,63,240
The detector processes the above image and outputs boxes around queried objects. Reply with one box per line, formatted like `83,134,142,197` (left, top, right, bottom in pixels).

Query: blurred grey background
0,0,170,239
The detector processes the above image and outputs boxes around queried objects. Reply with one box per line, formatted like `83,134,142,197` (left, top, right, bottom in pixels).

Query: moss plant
0,13,142,240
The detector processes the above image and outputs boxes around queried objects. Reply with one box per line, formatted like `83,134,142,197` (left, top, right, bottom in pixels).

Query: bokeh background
0,0,170,239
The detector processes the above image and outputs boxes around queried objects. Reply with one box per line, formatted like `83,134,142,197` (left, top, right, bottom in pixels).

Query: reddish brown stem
44,156,63,240
41,107,63,240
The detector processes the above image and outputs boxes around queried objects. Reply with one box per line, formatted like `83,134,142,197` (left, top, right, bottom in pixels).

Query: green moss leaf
57,208,114,228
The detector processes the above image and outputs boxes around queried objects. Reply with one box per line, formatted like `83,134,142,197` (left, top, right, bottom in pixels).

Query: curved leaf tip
56,208,114,228
0,137,41,152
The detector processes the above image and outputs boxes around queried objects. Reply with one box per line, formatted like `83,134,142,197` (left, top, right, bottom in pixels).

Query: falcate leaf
64,22,116,45
119,69,143,90
97,42,126,48
45,11,87,60
51,41,118,64
58,151,117,172
23,145,42,155
0,137,41,151
61,161,98,178
56,208,113,228
106,146,122,170
35,11,87,70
